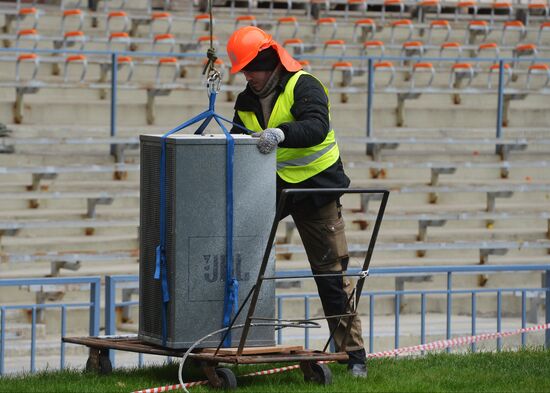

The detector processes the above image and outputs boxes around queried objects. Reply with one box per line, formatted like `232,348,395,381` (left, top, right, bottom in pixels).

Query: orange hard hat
226,26,302,74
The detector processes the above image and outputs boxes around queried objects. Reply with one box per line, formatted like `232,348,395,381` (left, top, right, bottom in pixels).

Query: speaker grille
139,141,175,339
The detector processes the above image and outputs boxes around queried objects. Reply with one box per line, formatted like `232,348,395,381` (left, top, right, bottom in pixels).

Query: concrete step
1,233,138,253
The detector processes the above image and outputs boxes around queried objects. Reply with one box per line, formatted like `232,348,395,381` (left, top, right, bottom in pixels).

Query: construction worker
226,26,367,378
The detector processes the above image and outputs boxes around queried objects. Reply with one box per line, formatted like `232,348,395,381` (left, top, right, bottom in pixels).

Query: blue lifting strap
155,90,251,347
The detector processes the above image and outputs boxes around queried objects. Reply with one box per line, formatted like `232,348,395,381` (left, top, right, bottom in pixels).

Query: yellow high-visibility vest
238,70,340,184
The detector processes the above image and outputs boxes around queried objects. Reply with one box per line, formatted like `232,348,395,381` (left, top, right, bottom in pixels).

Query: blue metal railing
100,264,549,368
0,276,101,375
1,266,548,374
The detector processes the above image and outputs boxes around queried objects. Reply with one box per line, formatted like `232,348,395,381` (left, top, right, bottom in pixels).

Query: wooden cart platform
63,335,348,388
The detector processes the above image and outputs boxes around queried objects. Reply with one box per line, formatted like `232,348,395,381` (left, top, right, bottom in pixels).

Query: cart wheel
86,352,112,375
303,362,332,385
98,353,113,375
215,367,237,390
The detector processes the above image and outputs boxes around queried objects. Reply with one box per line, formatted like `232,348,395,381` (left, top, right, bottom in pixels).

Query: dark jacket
230,70,350,209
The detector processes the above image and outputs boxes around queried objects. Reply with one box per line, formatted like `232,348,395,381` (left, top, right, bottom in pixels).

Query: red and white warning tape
131,322,550,393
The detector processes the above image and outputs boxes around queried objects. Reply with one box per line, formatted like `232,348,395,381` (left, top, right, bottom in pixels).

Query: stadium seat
476,43,500,67
381,0,405,24
63,54,87,83
454,1,478,22
108,31,131,52
513,43,538,68
60,9,84,35
526,63,550,89
15,28,40,51
352,18,376,42
361,40,385,63
155,57,179,84
106,11,130,35
115,55,135,83
417,0,441,22
410,62,435,89
487,63,512,89
15,7,40,31
234,15,257,30
15,53,39,82
191,14,214,41
439,42,463,66
274,16,299,41
314,17,338,43
152,33,176,53
373,61,396,88
466,20,490,44
329,61,354,102
490,2,514,26
427,20,451,45
500,21,526,45
526,2,549,26
390,19,414,44
149,12,173,36
322,39,347,64
449,62,476,89
401,41,424,65
61,30,87,50
283,38,306,56
345,0,367,20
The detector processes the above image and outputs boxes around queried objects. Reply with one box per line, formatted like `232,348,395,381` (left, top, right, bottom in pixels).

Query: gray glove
252,128,285,154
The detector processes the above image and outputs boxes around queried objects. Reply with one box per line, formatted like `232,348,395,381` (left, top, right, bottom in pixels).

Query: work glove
252,128,285,154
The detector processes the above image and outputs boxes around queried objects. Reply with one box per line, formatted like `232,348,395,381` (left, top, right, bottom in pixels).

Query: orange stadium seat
454,1,478,22
410,62,435,89
322,39,347,63
15,28,40,50
439,42,463,66
501,21,526,45
352,18,376,42
63,54,87,83
361,40,385,63
487,63,512,89
381,0,405,23
275,16,299,41
16,7,40,31
61,9,84,34
526,63,550,89
234,15,257,30
150,12,173,36
476,43,500,67
156,57,180,84
314,17,338,42
401,41,425,65
466,20,490,44
15,53,40,82
427,20,451,45
106,11,130,35
192,14,214,41
373,61,396,87
390,19,414,44
449,63,475,88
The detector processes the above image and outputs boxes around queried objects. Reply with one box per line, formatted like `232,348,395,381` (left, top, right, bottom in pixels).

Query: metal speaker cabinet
139,134,276,349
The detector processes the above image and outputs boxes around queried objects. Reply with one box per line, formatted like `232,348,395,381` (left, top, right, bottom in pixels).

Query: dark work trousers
281,198,365,357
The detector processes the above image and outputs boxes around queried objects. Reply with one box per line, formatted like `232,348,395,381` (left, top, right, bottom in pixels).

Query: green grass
1,348,550,393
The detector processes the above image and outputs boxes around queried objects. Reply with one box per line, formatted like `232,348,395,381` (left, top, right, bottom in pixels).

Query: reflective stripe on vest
237,70,340,184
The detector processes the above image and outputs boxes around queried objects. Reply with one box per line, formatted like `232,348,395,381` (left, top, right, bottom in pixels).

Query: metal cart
64,188,389,389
